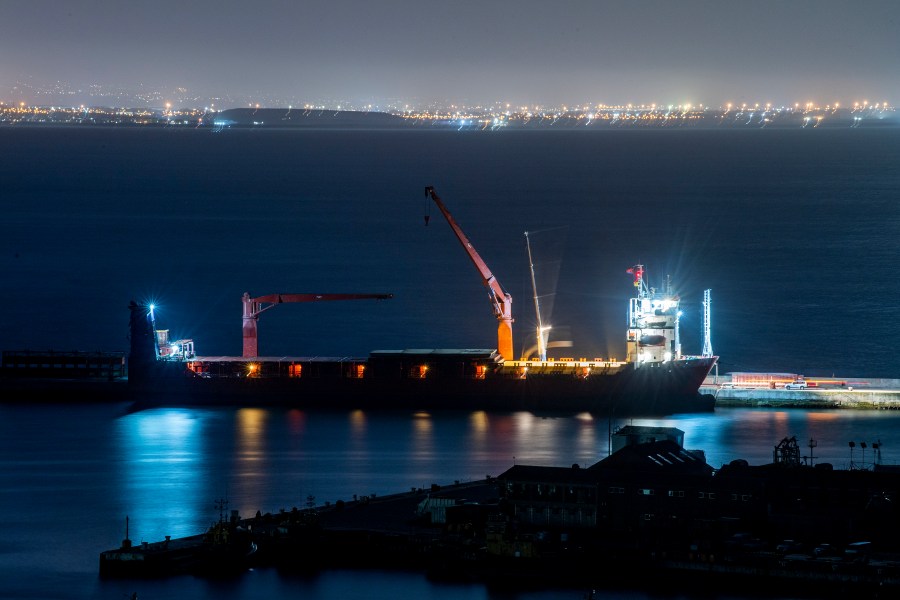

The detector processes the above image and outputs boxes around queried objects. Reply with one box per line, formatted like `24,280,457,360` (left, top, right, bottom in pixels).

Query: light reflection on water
632,409,900,469
234,408,268,514
6,404,900,599
108,407,900,560
116,409,209,540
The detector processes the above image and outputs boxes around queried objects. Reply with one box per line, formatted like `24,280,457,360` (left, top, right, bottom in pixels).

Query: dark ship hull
127,352,717,417
0,347,715,416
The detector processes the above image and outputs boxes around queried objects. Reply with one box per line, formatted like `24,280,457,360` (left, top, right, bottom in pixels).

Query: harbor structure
99,427,900,593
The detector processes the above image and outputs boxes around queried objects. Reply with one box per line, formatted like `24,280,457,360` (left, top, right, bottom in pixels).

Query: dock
100,478,499,578
702,376,900,409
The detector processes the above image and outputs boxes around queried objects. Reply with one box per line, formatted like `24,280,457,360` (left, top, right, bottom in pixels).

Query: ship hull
127,357,717,416
2,354,716,416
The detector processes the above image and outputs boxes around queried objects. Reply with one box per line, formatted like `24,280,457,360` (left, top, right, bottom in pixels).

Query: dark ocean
3,126,900,375
1,126,900,599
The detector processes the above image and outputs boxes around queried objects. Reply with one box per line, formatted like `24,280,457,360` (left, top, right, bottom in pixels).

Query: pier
703,377,900,409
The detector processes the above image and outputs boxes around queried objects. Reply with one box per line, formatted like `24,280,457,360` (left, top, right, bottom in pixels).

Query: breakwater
703,377,900,409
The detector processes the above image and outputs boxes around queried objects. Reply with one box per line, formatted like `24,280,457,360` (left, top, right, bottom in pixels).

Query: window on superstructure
408,364,428,379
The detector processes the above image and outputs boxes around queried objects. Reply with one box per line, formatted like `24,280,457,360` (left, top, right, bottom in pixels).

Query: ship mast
525,231,550,361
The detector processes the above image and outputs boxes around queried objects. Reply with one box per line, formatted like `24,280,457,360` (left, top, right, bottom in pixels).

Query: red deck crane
424,186,514,361
241,292,392,358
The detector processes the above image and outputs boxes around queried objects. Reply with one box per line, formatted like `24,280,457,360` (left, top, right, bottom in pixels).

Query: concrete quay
702,377,900,410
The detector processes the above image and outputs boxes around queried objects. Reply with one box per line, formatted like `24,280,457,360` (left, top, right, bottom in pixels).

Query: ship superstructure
625,265,682,365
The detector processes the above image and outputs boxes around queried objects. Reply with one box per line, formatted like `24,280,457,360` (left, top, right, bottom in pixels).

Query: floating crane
424,186,514,361
242,292,392,358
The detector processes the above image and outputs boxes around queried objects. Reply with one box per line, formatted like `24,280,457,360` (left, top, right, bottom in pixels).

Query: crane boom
242,291,392,358
424,186,514,360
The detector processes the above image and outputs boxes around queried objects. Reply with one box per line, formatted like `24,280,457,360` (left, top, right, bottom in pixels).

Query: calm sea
2,127,899,375
1,125,900,599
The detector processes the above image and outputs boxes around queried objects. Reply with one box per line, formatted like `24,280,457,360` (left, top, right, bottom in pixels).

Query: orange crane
424,186,514,360
242,291,392,358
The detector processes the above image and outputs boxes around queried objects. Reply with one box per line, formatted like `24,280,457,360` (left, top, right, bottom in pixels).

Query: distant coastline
2,105,897,130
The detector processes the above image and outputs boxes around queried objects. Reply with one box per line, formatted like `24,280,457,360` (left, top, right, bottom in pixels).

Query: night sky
2,0,898,108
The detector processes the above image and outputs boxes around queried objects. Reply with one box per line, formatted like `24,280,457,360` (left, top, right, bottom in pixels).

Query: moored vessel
3,187,716,415
125,256,715,416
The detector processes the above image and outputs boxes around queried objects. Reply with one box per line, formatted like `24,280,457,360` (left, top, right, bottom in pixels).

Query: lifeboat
638,334,667,347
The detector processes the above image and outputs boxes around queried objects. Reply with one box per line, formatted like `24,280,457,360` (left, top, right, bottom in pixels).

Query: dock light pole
807,438,817,467
849,441,856,469
701,289,712,357
702,289,717,380
861,442,867,467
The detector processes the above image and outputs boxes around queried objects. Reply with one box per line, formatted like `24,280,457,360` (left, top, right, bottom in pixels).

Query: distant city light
1,99,894,129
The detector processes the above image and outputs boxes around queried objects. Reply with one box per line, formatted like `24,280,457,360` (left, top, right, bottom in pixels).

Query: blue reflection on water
115,409,209,541
111,406,900,549
632,409,900,470
6,404,900,600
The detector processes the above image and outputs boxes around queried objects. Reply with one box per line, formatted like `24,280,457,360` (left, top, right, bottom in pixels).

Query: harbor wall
702,376,900,409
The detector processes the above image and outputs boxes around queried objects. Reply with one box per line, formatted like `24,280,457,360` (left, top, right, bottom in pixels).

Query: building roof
590,440,714,476
497,464,598,484
614,425,684,438
497,440,714,487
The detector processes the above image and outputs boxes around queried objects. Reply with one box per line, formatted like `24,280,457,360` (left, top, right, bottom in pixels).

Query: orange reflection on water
464,411,492,464
409,412,435,486
234,408,268,514
349,409,366,432
806,411,844,422
347,410,369,457
574,413,600,464
236,408,266,460
469,411,489,439
413,411,433,440
512,412,537,434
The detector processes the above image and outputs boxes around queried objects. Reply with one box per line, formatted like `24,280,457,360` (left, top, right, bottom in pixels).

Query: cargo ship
2,188,716,415
121,189,716,416
127,338,716,416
